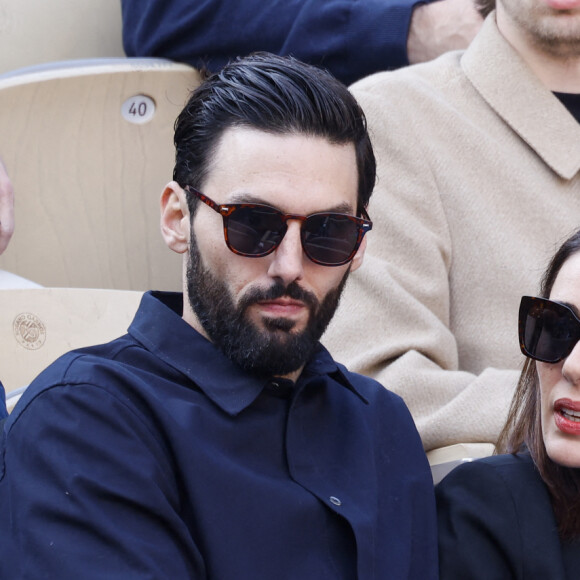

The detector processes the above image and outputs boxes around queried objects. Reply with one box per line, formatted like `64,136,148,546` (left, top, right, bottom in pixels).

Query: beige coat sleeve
323,81,518,452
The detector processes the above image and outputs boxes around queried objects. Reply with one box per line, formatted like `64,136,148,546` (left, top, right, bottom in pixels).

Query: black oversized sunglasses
184,186,372,267
519,296,580,363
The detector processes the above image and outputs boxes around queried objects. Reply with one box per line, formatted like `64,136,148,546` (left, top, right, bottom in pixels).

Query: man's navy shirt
0,292,437,579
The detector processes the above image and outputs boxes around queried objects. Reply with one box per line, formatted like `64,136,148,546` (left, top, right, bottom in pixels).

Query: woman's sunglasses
519,296,580,363
184,186,372,267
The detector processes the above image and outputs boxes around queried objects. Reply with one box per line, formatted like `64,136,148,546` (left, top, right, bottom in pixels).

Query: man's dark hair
475,0,495,18
173,52,376,217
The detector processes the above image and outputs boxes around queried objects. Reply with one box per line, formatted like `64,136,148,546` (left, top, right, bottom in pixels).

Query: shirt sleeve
0,384,205,579
120,0,430,85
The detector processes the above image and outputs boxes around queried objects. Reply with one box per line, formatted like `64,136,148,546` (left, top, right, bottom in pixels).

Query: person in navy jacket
0,53,437,579
121,0,484,85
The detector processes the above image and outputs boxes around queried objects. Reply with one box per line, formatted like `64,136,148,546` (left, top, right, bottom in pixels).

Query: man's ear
160,181,190,254
350,235,367,273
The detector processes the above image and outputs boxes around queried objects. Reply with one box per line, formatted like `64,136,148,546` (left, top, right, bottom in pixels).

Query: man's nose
266,221,305,285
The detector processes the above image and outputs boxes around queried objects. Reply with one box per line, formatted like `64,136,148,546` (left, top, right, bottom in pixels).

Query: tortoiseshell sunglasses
185,186,372,267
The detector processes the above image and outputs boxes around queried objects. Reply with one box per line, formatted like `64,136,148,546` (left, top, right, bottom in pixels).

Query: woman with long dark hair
437,228,580,579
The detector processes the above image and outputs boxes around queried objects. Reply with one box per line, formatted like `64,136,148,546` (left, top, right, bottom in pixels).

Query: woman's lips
544,0,580,9
554,399,580,435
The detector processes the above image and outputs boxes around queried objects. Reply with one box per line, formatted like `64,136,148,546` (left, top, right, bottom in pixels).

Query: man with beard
0,54,437,579
324,0,580,454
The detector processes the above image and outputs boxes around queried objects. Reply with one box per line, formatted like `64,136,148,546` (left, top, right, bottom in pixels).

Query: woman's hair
497,228,580,539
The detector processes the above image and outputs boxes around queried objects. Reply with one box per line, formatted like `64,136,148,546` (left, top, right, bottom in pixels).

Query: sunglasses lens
226,206,285,256
302,214,361,265
520,297,579,362
223,204,365,265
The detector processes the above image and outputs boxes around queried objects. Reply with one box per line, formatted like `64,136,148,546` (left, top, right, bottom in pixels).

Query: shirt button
271,382,279,389
329,496,342,506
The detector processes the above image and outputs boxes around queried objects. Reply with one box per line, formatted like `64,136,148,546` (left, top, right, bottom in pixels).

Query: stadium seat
428,443,496,483
0,0,125,75
0,287,143,412
0,59,201,290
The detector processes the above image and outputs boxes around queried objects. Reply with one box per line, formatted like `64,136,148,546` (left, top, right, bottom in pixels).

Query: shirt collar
461,13,580,180
128,292,366,415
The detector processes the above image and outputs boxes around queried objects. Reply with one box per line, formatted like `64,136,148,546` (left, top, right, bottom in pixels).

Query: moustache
238,281,319,312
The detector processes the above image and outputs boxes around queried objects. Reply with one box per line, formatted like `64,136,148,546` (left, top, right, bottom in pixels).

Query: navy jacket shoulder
436,453,567,579
120,0,429,85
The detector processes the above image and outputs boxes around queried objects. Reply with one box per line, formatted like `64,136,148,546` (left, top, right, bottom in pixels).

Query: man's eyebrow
228,193,269,205
227,193,355,215
326,201,355,214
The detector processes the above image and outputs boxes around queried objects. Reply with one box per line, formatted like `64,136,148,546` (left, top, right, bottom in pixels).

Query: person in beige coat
324,0,580,452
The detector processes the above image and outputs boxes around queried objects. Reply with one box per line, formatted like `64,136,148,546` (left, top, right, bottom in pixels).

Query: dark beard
186,234,349,377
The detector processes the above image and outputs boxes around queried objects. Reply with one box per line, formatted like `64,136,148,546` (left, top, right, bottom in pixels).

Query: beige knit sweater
323,15,580,451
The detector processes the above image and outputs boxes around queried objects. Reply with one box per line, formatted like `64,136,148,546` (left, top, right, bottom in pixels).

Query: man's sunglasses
184,186,372,267
519,296,580,363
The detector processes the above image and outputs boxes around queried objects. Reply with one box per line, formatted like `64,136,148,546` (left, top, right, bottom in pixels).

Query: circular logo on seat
13,313,46,350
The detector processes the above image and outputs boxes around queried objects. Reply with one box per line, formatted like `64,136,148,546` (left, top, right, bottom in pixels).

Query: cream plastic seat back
428,443,496,484
0,287,143,412
0,59,202,290
0,0,125,75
